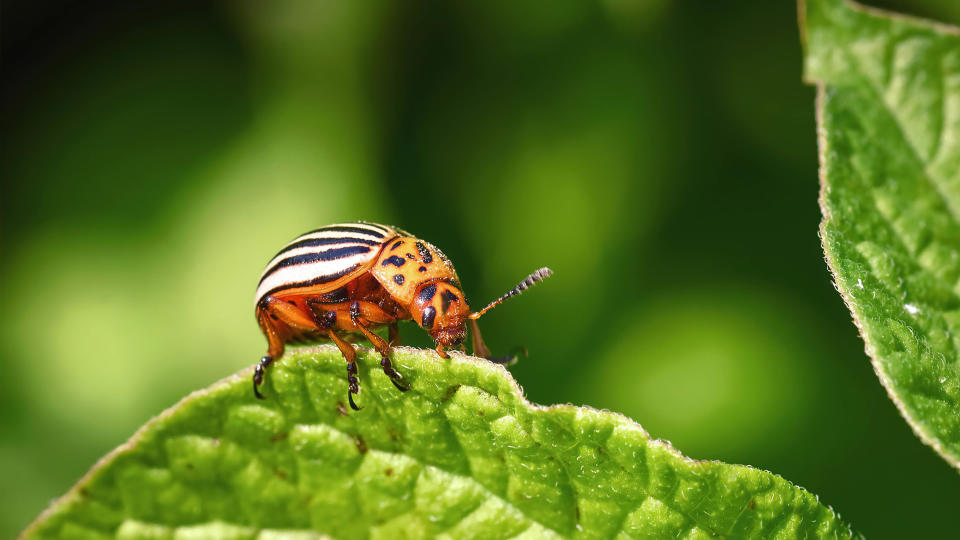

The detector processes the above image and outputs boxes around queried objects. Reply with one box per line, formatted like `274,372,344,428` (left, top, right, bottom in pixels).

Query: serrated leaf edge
20,345,857,538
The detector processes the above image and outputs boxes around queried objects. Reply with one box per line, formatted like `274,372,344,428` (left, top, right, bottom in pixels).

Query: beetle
253,221,552,409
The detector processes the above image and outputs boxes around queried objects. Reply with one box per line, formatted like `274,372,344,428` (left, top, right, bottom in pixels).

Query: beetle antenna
469,267,553,320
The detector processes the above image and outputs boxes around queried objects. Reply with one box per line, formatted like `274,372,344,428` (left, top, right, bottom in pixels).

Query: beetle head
411,279,469,347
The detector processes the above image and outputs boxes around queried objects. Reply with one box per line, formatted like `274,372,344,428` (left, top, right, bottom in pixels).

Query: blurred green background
3,0,959,538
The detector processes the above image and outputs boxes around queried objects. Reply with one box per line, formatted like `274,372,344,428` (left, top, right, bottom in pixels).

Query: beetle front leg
350,302,409,392
468,319,491,358
254,296,288,399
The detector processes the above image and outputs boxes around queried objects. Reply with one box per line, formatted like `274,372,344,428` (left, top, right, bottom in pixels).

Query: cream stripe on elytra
254,223,399,305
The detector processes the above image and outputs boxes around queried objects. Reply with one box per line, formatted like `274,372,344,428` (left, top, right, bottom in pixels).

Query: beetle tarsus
351,302,410,393
379,354,409,392
487,346,526,366
253,355,273,399
384,361,408,391
346,361,362,410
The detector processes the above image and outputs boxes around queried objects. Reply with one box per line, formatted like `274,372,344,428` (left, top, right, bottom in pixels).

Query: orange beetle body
253,222,551,409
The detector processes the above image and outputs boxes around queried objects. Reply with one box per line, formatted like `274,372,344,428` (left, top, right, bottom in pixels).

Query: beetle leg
253,356,273,399
254,296,288,399
388,323,401,346
468,319,491,358
466,317,521,365
435,343,449,359
328,328,362,411
350,302,409,392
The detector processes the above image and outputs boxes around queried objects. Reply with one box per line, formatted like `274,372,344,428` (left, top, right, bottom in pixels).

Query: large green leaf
22,346,856,539
801,0,960,469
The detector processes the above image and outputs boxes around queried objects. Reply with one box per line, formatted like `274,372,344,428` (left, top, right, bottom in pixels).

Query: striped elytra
252,221,553,411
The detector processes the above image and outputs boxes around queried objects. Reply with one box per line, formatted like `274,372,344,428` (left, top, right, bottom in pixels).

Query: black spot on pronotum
421,306,436,328
286,300,297,306
441,289,458,313
391,240,404,251
416,241,433,263
270,314,279,321
418,266,427,272
381,255,406,267
406,253,416,260
393,274,405,285
418,283,437,303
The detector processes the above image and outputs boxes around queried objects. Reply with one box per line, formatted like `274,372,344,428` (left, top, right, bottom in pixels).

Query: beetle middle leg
350,301,409,392
327,328,362,411
468,319,491,358
303,298,364,410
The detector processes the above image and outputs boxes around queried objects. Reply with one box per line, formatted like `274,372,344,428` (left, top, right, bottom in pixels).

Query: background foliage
805,0,960,468
2,1,958,538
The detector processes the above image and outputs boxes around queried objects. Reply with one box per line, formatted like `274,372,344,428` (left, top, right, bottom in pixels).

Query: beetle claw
390,377,410,392
487,346,527,366
348,391,362,411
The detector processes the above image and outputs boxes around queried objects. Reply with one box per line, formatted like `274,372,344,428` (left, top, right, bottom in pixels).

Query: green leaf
800,0,960,470
22,346,856,539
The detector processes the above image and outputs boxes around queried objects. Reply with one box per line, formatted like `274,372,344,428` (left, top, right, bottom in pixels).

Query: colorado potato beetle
253,221,552,409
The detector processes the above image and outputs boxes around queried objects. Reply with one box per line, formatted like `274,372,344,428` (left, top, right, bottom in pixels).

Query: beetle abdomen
255,222,398,306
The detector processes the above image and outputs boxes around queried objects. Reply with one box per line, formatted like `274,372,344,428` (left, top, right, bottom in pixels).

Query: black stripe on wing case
259,264,361,300
259,245,371,285
276,236,381,257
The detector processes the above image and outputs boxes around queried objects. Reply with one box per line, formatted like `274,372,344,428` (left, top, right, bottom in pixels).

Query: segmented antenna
469,267,553,320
